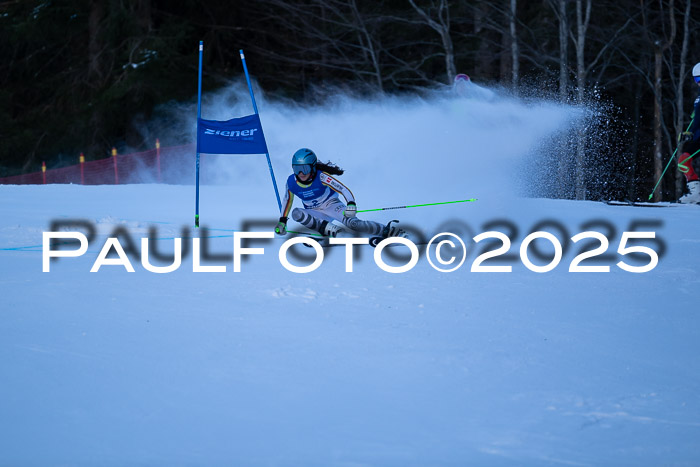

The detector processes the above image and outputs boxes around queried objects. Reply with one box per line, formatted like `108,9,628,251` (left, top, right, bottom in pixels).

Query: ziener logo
204,128,258,137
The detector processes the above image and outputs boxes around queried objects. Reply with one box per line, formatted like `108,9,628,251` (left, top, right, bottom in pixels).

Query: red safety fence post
112,147,119,185
156,138,161,182
79,153,85,185
42,161,46,184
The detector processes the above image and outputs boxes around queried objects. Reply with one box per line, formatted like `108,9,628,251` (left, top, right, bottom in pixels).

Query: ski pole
357,198,477,213
282,199,477,236
648,119,693,200
286,229,324,237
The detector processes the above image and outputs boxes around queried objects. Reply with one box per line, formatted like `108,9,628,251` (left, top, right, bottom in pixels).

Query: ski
291,219,411,248
604,200,681,208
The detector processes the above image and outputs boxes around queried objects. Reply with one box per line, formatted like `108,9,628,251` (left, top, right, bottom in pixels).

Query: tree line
1,0,698,201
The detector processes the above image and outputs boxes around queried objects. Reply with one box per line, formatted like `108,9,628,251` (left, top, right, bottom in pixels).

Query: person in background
677,62,700,204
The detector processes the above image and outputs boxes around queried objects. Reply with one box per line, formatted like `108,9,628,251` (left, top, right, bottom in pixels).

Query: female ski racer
274,148,406,238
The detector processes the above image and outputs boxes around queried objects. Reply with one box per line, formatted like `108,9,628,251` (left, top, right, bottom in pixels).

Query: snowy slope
1,90,700,465
2,183,699,466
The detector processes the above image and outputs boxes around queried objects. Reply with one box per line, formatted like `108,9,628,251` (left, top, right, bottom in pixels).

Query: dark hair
316,161,344,176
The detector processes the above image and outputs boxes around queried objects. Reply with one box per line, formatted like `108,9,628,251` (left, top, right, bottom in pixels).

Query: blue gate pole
195,41,203,227
239,49,282,211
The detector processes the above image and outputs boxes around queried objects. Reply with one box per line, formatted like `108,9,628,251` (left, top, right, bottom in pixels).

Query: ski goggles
694,76,700,84
293,164,313,175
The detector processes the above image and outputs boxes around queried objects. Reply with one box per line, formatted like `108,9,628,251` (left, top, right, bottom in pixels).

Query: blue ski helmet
292,148,318,181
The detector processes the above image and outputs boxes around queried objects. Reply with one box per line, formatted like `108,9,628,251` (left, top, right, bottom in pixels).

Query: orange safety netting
0,144,197,185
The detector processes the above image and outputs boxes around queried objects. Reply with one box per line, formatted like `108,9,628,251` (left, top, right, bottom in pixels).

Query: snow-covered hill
1,89,699,465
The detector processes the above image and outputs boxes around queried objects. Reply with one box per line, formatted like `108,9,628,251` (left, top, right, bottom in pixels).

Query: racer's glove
275,217,287,235
344,201,357,218
679,131,694,143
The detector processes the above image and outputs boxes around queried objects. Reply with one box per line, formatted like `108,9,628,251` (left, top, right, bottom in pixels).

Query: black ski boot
369,219,407,247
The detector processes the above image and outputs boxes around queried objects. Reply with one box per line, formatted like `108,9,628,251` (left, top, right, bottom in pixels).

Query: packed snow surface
1,90,699,465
